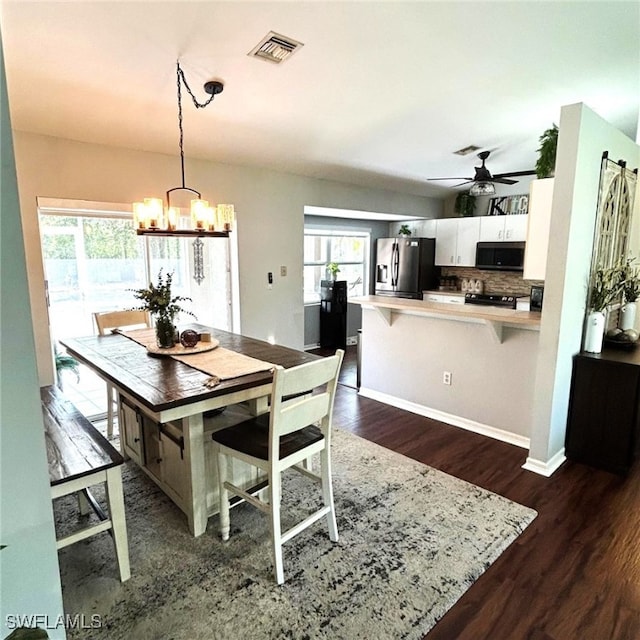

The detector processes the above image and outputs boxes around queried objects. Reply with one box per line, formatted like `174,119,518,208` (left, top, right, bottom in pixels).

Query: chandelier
133,62,234,237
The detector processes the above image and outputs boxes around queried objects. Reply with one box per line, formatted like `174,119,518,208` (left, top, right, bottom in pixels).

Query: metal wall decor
487,194,529,216
193,238,205,285
591,152,637,271
585,151,638,342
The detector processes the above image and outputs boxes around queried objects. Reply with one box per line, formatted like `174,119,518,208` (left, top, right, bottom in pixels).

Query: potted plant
585,265,625,353
326,262,340,280
54,344,79,389
398,224,412,236
132,270,195,348
454,191,476,217
620,258,640,330
535,124,559,179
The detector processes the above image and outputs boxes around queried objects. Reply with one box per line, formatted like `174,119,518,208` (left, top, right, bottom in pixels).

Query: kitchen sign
488,194,529,216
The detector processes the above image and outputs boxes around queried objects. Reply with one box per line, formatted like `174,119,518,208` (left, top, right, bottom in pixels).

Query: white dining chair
211,349,344,584
93,309,151,438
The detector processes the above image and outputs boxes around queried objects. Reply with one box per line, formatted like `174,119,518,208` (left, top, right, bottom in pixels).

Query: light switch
280,266,287,277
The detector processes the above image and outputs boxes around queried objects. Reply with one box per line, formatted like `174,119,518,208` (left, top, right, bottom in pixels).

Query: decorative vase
584,310,605,354
619,301,637,331
155,315,176,349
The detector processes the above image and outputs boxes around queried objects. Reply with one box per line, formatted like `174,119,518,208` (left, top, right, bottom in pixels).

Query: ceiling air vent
454,145,481,156
248,31,304,64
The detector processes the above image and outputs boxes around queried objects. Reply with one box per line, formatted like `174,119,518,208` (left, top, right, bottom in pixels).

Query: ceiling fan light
470,181,496,196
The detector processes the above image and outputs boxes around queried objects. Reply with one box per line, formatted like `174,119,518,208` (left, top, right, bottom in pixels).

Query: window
39,208,233,339
303,229,369,303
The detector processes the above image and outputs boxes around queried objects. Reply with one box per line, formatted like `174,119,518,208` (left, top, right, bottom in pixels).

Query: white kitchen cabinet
479,214,529,242
435,218,458,265
456,218,481,264
523,178,554,280
506,215,528,241
435,217,480,267
413,218,437,237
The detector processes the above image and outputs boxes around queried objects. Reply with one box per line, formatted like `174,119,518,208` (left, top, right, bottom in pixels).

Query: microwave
475,241,525,271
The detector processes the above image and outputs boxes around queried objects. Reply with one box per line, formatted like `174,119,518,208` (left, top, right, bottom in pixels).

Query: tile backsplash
441,267,543,296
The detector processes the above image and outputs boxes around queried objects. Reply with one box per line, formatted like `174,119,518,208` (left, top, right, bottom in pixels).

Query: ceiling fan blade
453,180,473,188
492,177,518,185
427,177,473,181
493,170,536,178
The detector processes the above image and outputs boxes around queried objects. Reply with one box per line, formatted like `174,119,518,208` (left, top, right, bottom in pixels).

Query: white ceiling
1,1,638,199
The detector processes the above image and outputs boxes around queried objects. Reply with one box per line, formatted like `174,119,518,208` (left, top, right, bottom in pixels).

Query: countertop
352,295,542,327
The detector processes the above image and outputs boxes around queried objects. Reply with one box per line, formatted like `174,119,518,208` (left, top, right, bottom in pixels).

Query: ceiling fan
428,151,535,194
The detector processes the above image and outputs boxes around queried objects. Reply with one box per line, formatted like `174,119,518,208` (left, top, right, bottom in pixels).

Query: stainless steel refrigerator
375,237,439,298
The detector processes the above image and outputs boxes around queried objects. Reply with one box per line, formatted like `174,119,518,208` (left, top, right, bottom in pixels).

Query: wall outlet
443,371,452,385
280,265,287,277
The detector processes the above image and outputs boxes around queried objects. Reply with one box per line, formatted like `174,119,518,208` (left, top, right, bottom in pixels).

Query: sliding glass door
41,214,145,339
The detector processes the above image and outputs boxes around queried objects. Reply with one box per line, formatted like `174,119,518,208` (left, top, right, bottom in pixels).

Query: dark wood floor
312,345,640,640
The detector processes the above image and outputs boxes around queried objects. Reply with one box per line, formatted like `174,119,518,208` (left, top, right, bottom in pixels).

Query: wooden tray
146,338,219,357
604,338,638,351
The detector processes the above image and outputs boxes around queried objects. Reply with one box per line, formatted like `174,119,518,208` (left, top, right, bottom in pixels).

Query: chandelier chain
175,62,217,189
177,62,217,110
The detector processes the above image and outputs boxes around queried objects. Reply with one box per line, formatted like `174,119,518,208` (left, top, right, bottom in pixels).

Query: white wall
12,132,442,384
527,103,640,472
0,44,65,639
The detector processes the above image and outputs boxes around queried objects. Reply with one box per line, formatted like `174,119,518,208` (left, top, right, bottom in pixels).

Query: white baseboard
358,387,530,450
304,343,321,351
522,449,566,476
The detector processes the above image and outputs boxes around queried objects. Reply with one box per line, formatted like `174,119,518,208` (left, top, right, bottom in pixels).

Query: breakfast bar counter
352,295,541,344
351,295,540,447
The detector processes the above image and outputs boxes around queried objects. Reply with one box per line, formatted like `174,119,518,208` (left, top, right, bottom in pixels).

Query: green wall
0,36,65,639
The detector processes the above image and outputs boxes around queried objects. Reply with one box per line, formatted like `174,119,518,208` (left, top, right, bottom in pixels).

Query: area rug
53,429,536,640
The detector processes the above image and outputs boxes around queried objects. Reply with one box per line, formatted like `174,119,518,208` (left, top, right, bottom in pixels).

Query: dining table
60,324,320,537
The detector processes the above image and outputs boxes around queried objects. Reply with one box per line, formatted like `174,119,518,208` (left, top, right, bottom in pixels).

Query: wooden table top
42,385,123,485
60,324,320,414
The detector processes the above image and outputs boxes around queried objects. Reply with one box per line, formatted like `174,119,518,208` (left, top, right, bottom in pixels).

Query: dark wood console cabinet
565,348,640,475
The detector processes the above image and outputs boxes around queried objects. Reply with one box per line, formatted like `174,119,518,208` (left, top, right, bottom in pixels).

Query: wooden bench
41,385,130,581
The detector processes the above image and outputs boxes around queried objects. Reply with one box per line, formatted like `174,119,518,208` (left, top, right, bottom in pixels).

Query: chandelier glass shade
133,62,233,237
133,197,234,237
